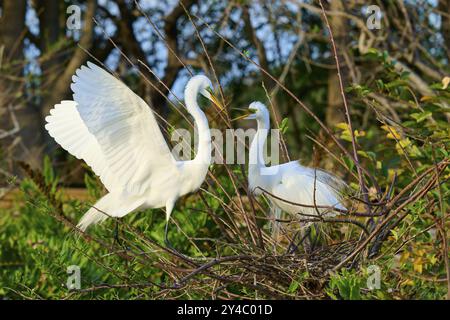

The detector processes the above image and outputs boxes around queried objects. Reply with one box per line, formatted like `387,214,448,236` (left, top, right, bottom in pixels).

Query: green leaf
385,80,408,89
411,111,432,123
288,280,299,293
43,155,54,186
280,118,289,134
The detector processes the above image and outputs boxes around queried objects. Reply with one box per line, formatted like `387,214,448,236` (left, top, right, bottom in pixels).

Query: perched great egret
237,102,347,235
45,62,221,240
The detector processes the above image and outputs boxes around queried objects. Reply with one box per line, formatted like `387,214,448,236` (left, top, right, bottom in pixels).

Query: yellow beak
207,88,224,110
230,107,257,122
231,113,253,122
210,94,223,110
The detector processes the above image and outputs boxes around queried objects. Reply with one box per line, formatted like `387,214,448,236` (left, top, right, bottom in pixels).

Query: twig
317,0,369,214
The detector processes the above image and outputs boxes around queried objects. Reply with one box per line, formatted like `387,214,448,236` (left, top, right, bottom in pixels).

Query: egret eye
248,108,258,113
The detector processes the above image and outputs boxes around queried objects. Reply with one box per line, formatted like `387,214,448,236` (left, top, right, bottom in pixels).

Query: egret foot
287,227,311,254
286,231,300,254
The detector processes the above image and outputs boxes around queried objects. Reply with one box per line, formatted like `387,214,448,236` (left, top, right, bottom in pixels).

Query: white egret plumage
240,102,347,234
45,62,220,239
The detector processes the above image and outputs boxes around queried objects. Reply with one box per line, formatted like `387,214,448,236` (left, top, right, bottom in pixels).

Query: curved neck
185,89,211,166
249,116,270,169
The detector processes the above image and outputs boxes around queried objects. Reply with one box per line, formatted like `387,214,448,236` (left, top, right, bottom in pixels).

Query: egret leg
298,224,313,254
288,227,311,254
163,217,196,263
113,219,129,251
308,223,321,252
271,206,282,240
287,231,300,254
164,219,172,248
113,220,121,244
164,200,175,249
162,200,198,261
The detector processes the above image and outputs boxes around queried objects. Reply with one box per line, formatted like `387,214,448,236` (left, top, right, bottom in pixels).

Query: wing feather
45,100,118,191
71,62,176,195
269,162,346,216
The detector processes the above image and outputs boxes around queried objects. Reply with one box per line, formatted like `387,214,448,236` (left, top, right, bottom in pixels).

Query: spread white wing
46,62,177,195
45,100,118,191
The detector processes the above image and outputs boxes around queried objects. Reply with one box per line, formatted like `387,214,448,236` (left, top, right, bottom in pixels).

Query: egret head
245,102,269,120
232,101,269,122
186,75,222,110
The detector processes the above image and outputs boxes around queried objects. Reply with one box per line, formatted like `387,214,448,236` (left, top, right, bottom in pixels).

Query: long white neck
249,115,270,170
184,87,211,167
248,114,270,197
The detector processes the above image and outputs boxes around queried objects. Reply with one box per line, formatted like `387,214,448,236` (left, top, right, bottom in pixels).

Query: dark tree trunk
0,0,44,169
325,0,347,127
439,0,450,60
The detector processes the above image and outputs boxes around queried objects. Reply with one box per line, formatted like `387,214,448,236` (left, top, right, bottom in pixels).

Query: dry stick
262,82,290,163
162,253,288,299
437,219,450,300
312,169,323,218
391,221,437,257
0,105,20,139
334,161,448,271
68,242,151,295
201,180,245,235
253,187,370,234
352,173,443,265
179,1,231,127
209,165,260,248
198,191,240,243
73,282,170,294
376,167,444,241
205,122,263,244
305,133,359,182
431,146,450,300
199,134,258,246
368,191,435,259
317,0,369,213
175,254,254,286
264,17,304,164
375,199,437,260
244,172,265,246
389,159,449,205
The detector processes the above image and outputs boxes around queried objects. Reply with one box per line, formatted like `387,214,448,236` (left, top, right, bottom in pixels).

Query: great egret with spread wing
45,62,221,242
236,102,347,236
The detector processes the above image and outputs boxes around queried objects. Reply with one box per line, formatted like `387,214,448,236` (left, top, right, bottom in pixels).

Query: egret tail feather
77,193,114,231
77,193,145,231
